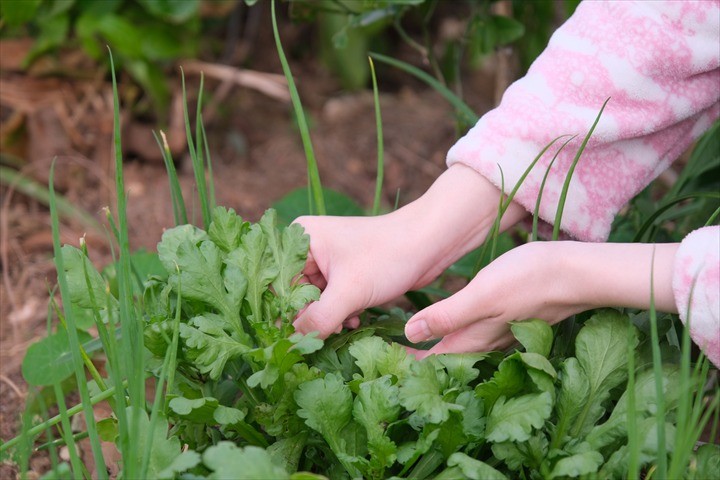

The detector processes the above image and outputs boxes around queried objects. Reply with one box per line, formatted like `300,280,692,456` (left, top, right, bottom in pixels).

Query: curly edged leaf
247,332,323,390
180,314,252,379
485,392,553,443
208,206,250,253
202,442,291,480
398,357,462,425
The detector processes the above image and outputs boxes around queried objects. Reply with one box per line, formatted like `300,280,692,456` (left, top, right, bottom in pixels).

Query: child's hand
293,164,527,338
405,241,679,358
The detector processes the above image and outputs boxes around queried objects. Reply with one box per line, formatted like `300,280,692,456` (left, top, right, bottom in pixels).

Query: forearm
564,241,679,313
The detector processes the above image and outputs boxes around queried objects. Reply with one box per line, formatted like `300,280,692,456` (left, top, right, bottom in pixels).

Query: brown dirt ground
0,7,500,478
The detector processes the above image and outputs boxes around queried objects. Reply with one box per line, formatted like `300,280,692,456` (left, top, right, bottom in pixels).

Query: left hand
405,240,679,358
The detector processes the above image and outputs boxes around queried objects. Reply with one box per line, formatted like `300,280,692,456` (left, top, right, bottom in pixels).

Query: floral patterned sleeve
446,0,719,364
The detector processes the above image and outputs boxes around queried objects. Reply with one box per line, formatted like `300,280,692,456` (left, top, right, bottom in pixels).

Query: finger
293,283,358,339
404,281,496,343
422,326,515,356
342,316,360,330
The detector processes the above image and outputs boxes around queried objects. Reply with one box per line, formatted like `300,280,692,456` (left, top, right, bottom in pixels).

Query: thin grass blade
153,130,188,225
647,248,667,478
531,135,576,241
552,98,609,240
271,0,325,215
369,57,385,215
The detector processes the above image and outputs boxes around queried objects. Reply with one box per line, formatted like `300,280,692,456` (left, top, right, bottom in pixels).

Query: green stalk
632,193,720,242
648,248,667,478
472,135,569,275
271,0,325,215
626,317,639,480
705,205,720,226
200,121,216,211
153,130,188,225
531,135,577,241
369,57,385,216
552,99,609,240
109,48,143,480
53,382,84,479
49,160,108,479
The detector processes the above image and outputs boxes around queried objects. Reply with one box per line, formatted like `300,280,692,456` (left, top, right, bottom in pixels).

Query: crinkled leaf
295,372,353,440
202,442,290,480
248,333,323,389
180,314,251,379
208,206,249,252
399,358,461,424
486,392,553,443
549,451,604,479
437,353,488,388
226,223,276,324
349,336,387,380
157,224,208,272
157,450,202,480
259,210,318,320
268,433,307,474
353,375,401,442
447,452,508,480
511,319,553,357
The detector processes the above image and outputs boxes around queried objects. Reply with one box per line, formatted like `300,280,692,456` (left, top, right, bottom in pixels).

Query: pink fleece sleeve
673,226,720,367
447,0,719,242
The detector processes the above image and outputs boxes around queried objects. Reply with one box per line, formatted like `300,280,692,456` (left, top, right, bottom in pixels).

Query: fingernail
405,317,431,343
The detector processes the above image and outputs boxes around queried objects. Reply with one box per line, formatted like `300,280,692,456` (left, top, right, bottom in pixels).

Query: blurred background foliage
0,0,580,119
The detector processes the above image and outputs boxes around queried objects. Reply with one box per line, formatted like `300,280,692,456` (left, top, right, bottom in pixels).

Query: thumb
293,283,358,339
405,286,489,343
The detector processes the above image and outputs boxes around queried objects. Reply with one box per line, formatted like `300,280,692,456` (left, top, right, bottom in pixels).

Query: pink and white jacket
447,1,720,365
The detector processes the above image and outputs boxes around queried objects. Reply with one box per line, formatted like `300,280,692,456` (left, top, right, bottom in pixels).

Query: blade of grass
200,120,216,211
181,69,212,229
52,382,84,479
153,130,188,225
626,316,639,480
49,159,108,479
531,135,577,241
472,135,570,275
552,98,609,240
369,57,384,216
705,205,720,226
0,166,102,232
647,248,667,478
632,192,720,243
108,48,143,480
272,0,325,215
369,52,478,126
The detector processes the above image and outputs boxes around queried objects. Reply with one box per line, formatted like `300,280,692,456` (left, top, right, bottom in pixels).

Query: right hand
292,164,528,338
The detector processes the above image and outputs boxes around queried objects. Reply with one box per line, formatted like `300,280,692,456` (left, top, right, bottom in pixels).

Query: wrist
566,242,680,313
389,164,527,285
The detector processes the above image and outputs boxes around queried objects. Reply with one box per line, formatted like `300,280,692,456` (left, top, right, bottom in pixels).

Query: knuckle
427,306,456,337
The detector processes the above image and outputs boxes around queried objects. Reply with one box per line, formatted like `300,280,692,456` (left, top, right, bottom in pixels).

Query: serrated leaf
399,358,461,424
553,357,590,445
202,442,290,480
180,314,251,379
295,372,353,439
353,375,401,441
168,396,245,425
437,353,488,387
511,319,553,357
248,333,323,389
208,206,249,252
549,451,604,478
485,392,553,443
157,225,209,271
447,452,508,480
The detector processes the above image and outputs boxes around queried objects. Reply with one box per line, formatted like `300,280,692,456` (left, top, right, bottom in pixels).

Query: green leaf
553,357,590,446
272,187,364,225
21,329,92,386
1,0,42,26
259,210,319,320
61,245,117,312
247,333,323,389
511,319,553,357
353,375,401,442
446,452,508,480
485,392,553,443
202,442,290,480
122,407,186,480
295,373,353,439
157,451,202,480
694,444,720,480
136,0,200,23
437,353,488,388
226,223,276,324
399,358,461,424
573,310,636,436
180,314,251,379
549,451,604,479
475,356,527,411
348,335,387,381
208,206,250,252
168,396,245,425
